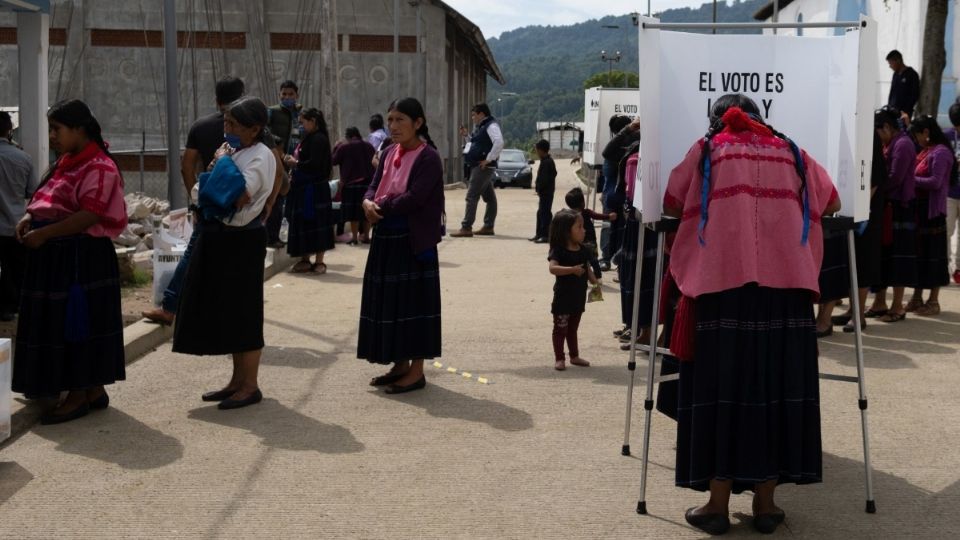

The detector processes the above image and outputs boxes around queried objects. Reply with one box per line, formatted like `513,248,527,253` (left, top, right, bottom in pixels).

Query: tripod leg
638,228,666,515
623,214,646,456
846,230,876,513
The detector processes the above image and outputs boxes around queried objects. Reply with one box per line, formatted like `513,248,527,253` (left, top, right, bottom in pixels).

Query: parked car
493,149,533,189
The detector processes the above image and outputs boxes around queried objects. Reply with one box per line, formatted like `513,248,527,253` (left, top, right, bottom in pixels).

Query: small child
548,209,599,371
565,187,616,279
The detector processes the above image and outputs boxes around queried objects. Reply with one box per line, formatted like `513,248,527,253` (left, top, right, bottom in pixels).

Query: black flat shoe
202,389,237,402
831,313,852,326
753,511,785,534
534,237,548,244
842,319,867,333
218,389,263,410
684,507,730,536
816,326,833,338
370,372,407,386
384,376,426,394
88,392,110,410
41,402,91,425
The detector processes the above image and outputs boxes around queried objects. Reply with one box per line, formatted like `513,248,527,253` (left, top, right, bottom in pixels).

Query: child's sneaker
554,360,566,371
570,357,590,367
613,325,628,338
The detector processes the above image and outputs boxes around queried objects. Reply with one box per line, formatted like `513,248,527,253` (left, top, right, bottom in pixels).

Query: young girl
13,99,128,425
548,209,598,371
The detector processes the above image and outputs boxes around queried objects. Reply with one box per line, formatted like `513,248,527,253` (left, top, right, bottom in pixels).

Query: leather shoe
142,308,175,325
218,389,263,410
88,391,110,410
450,228,473,238
684,507,730,536
384,376,426,394
753,511,785,534
527,236,538,242
475,227,495,236
41,402,90,425
202,388,237,402
370,371,406,386
534,237,548,244
816,326,833,338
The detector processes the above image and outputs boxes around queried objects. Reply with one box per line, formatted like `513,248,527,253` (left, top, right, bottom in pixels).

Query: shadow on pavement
374,383,534,432
261,345,337,369
283,270,363,285
34,409,184,470
188,398,364,454
819,340,918,370
0,462,33,505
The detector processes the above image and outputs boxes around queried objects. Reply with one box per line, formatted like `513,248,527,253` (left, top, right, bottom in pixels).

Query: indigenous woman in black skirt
359,97,444,394
173,97,276,410
284,108,334,274
13,100,128,425
663,95,840,535
817,132,888,335
905,115,954,316
332,127,375,245
869,107,918,323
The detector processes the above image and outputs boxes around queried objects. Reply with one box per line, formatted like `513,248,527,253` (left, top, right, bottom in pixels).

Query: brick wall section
0,27,68,46
348,34,416,53
89,29,246,49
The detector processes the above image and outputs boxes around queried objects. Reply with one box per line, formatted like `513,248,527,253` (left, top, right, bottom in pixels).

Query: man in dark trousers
142,76,246,324
529,139,556,243
887,49,920,120
600,116,641,270
451,103,503,237
265,79,302,247
0,111,36,321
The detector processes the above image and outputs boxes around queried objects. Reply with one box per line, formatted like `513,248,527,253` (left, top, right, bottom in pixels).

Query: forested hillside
485,0,768,147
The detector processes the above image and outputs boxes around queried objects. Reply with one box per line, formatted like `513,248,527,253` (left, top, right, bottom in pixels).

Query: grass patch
122,267,151,288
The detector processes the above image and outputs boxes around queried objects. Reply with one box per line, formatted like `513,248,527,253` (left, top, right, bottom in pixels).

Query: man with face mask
265,80,302,247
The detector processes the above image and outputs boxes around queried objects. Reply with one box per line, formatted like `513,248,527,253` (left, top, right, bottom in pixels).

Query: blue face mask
224,133,243,150
281,98,297,109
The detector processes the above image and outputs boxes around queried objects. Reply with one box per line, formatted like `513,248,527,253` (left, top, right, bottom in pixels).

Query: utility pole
162,0,185,209
320,0,341,139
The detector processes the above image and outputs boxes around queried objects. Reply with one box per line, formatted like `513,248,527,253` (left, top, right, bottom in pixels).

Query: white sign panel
582,87,641,167
636,16,876,223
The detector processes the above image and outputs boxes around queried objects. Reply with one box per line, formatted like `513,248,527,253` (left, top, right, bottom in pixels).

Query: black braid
767,125,807,201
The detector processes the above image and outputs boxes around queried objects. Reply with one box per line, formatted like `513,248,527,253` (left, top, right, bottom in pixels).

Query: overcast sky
444,0,724,38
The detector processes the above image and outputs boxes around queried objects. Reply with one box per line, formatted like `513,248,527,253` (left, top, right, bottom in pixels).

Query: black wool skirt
13,233,125,395
916,211,950,289
618,217,659,328
341,182,369,223
173,221,266,356
675,285,822,494
357,216,441,365
285,179,335,257
878,201,918,288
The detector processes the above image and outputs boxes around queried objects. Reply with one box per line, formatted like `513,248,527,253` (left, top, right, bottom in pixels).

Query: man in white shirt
451,103,503,237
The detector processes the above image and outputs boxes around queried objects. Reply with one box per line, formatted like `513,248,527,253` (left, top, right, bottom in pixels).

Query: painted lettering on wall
698,71,784,119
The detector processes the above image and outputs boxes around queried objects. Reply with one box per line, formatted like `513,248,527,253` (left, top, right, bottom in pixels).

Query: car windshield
500,151,525,163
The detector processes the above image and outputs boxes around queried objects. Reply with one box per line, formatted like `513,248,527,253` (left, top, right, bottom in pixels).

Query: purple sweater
885,130,917,205
364,143,445,254
332,139,375,185
915,144,953,219
942,127,960,199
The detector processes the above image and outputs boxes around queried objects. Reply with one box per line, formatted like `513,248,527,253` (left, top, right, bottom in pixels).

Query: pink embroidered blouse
664,129,838,299
373,143,427,205
27,142,128,238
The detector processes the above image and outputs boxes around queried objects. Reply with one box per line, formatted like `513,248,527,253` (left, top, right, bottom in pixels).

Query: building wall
0,0,493,195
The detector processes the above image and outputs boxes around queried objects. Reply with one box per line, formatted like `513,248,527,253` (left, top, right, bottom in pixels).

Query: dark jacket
888,67,920,117
612,140,641,211
465,116,498,167
365,144,445,254
268,104,301,154
295,130,332,181
602,125,642,164
332,139,375,185
535,155,557,194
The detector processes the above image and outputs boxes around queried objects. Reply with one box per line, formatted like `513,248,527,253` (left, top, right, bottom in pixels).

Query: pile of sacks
115,193,171,253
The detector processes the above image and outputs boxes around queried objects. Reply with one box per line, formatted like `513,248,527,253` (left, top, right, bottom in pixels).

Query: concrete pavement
1,161,959,538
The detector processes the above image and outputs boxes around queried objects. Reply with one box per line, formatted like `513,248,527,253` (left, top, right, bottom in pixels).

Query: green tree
583,70,639,89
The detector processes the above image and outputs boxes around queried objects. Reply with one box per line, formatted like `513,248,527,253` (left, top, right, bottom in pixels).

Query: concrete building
0,0,504,197
754,0,958,119
535,122,583,159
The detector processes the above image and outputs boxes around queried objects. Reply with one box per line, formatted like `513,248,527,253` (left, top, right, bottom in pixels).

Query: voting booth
582,87,641,168
622,15,880,517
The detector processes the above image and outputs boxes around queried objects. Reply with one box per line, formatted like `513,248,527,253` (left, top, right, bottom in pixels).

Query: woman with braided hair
12,99,128,425
663,94,840,535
